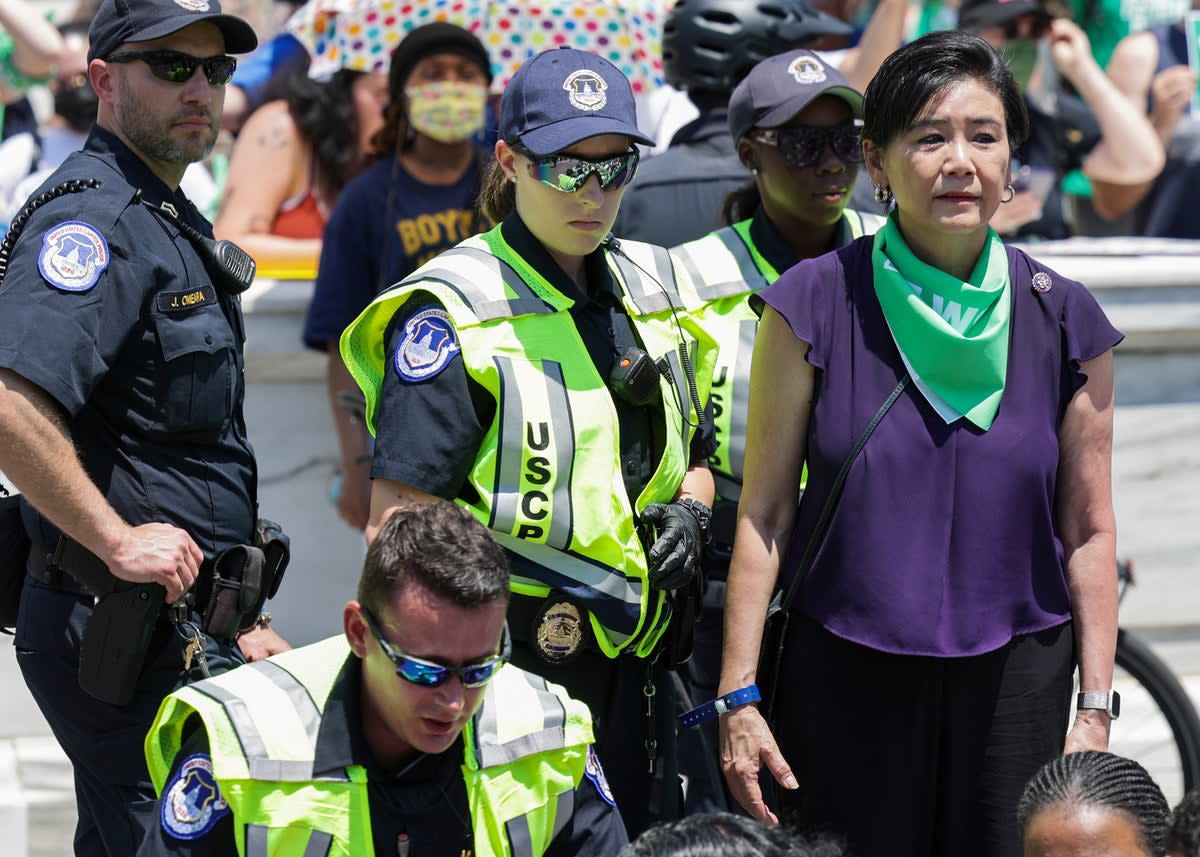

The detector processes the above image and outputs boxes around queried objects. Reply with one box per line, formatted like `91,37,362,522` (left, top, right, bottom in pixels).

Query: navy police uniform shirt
0,125,256,554
370,211,715,506
136,656,628,857
302,153,486,351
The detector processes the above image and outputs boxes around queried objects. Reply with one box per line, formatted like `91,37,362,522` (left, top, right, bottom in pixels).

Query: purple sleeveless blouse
758,238,1123,656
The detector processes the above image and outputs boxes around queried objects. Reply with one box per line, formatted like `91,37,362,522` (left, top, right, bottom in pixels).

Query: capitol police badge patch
161,754,230,840
393,307,461,382
37,221,109,293
584,745,616,807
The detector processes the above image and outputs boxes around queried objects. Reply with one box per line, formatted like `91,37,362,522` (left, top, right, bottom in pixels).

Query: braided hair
617,813,849,857
1168,786,1200,857
1016,751,1171,857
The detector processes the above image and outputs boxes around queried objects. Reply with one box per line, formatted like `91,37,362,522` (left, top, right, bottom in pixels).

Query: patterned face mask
405,81,488,143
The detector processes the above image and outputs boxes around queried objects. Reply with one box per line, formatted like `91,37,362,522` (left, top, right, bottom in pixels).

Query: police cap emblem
532,600,585,663
161,754,230,840
37,221,110,293
564,69,608,112
174,0,211,10
787,55,827,86
393,307,461,382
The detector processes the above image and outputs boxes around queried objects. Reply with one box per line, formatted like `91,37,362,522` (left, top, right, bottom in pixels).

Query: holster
195,519,290,644
51,538,165,707
0,491,31,632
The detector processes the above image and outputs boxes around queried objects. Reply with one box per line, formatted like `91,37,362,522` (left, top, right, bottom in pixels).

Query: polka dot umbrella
287,0,668,93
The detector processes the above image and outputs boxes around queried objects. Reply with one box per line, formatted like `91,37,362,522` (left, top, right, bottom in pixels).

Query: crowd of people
1,0,1198,856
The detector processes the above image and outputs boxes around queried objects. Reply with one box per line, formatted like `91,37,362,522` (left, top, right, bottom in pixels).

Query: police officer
613,0,851,248
0,1,287,854
668,49,883,813
340,48,718,837
137,502,626,857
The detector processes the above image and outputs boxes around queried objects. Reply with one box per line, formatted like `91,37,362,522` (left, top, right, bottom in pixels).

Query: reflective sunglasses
517,147,640,194
105,50,238,86
753,124,864,169
361,605,510,688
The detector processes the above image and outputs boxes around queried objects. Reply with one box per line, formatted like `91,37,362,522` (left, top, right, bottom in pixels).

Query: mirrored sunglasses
518,148,640,194
361,605,510,688
106,50,238,86
754,125,864,169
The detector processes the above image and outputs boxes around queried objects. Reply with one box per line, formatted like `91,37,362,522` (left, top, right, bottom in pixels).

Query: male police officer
137,501,627,857
0,0,286,854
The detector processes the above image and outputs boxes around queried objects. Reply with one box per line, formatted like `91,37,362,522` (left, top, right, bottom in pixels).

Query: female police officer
339,47,717,837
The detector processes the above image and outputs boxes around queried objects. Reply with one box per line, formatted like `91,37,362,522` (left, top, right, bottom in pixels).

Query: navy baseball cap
88,0,259,63
499,47,654,156
728,49,863,142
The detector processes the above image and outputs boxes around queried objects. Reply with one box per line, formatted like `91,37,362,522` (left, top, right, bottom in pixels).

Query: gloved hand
641,502,704,591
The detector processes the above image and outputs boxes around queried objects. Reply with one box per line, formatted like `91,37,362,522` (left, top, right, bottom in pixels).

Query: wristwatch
675,497,712,544
1077,689,1121,719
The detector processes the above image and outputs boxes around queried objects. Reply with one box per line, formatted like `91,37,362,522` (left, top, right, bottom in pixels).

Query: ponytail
479,158,516,224
722,179,761,226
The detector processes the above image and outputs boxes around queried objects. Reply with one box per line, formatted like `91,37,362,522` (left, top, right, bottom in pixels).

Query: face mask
405,81,487,143
54,82,99,132
1004,38,1038,93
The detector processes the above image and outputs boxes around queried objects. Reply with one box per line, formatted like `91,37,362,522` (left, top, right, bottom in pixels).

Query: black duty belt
26,543,93,597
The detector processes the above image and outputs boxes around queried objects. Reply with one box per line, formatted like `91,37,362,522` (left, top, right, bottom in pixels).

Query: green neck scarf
871,213,1011,430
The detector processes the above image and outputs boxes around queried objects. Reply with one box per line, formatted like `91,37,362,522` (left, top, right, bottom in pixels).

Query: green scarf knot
871,214,1011,430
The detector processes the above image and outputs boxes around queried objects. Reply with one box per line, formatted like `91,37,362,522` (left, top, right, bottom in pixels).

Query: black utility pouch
201,545,266,643
254,518,290,600
0,491,31,632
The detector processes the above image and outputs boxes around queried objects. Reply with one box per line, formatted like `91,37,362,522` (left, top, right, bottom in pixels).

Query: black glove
641,502,704,591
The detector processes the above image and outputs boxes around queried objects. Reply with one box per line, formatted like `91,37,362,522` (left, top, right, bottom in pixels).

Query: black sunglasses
753,124,864,169
360,605,511,689
515,146,640,194
1003,14,1053,41
106,50,237,86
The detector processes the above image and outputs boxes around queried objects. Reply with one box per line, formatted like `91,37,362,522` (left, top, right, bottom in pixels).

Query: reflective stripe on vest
245,825,333,857
674,212,883,500
340,227,717,656
146,637,592,857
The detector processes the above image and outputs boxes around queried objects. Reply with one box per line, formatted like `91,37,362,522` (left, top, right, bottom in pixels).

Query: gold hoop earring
1001,185,1015,204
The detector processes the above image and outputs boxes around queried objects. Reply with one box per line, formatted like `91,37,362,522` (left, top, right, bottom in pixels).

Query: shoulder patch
161,753,230,841
37,221,110,293
584,745,616,807
393,306,461,382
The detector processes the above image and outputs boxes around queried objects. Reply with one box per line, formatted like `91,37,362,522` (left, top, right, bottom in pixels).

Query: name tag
157,285,217,313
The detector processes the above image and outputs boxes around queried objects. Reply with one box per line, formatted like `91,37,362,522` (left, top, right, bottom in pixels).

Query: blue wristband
678,684,762,729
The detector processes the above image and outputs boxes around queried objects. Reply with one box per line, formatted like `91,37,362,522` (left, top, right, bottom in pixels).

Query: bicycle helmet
662,0,854,95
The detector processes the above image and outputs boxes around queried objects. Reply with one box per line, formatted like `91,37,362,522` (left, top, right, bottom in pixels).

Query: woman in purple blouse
714,30,1123,857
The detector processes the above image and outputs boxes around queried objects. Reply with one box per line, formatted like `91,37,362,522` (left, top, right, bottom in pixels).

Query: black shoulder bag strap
759,371,910,721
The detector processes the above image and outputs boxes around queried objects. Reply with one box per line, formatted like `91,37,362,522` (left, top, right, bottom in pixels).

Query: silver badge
1032,271,1052,293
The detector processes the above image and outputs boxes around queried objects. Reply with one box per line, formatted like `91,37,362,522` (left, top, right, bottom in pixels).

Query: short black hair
358,501,510,612
618,813,850,857
1017,751,1171,857
1169,786,1200,857
862,29,1029,154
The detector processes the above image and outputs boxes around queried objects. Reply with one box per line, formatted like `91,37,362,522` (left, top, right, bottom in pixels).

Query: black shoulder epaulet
0,178,102,285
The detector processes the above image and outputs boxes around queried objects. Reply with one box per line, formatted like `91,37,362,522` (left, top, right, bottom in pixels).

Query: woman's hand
719,704,798,825
1064,708,1112,754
